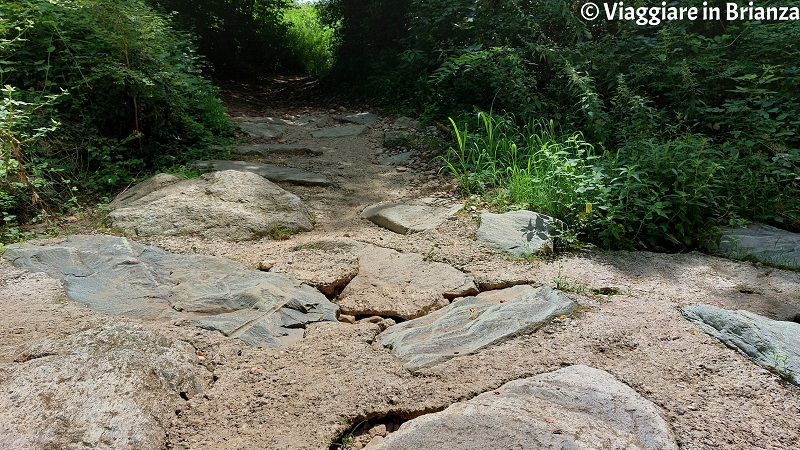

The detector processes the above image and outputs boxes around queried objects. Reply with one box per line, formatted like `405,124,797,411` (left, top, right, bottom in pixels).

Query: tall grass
444,111,800,251
284,2,336,76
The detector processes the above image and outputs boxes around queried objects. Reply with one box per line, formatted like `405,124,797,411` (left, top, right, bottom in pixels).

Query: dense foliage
321,0,800,250
2,0,798,253
1,0,232,237
284,2,336,75
152,0,295,76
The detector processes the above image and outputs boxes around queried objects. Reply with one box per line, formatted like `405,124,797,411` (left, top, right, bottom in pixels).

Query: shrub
0,0,232,239
284,2,336,75
445,111,800,250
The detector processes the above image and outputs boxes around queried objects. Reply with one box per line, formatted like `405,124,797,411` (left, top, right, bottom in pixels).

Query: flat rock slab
108,170,313,240
235,118,286,138
267,238,366,296
380,151,415,166
376,285,576,370
310,125,369,138
0,323,210,449
332,112,378,125
4,235,339,347
477,210,566,256
392,116,420,130
717,224,800,269
361,202,463,234
373,365,678,449
682,304,800,385
193,160,332,186
218,144,322,157
337,246,478,320
293,115,331,127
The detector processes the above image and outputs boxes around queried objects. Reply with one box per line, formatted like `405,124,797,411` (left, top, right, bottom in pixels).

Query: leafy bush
152,0,295,76
284,2,336,75
446,112,800,250
0,0,232,239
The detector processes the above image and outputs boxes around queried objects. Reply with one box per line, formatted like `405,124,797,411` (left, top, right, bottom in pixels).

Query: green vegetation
284,2,336,76
318,0,800,251
2,0,798,254
1,0,233,241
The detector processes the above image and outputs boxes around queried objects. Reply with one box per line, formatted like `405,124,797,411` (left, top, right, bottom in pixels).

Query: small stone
378,318,396,331
369,424,387,438
389,396,399,405
396,166,408,172
339,314,356,324
358,316,384,324
364,435,385,448
676,407,687,415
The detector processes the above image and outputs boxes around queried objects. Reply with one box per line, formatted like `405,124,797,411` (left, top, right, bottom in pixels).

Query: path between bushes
0,84,799,449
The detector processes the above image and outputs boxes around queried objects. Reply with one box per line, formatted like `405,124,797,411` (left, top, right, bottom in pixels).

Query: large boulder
107,170,313,240
476,210,565,256
336,246,478,320
373,365,678,450
376,285,576,370
716,223,800,269
4,235,339,347
0,323,210,450
682,304,800,385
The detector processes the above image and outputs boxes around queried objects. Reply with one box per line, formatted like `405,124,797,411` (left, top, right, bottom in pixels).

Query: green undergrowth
284,1,336,76
445,111,800,251
1,0,234,243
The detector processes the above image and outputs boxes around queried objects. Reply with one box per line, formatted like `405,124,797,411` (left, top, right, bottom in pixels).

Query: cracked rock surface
4,235,339,347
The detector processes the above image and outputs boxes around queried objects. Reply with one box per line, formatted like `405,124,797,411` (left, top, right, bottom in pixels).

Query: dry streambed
1,110,799,450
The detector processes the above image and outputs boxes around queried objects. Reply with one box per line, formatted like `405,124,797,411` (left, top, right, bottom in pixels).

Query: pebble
365,435,385,448
339,314,356,324
396,166,408,172
368,424,387,437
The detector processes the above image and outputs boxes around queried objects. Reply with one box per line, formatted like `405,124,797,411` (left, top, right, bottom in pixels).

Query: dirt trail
1,79,799,449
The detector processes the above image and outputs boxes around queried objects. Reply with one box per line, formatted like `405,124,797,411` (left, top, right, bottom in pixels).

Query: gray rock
4,235,339,347
392,116,420,130
235,117,286,138
682,304,800,385
372,365,678,450
337,246,478,320
108,172,182,209
477,210,566,256
233,116,288,125
0,323,210,449
270,238,365,296
361,202,463,234
376,285,576,371
294,115,331,127
193,160,332,186
333,112,378,125
310,125,369,138
383,130,413,148
717,224,800,269
221,144,322,157
108,170,313,240
380,151,415,166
